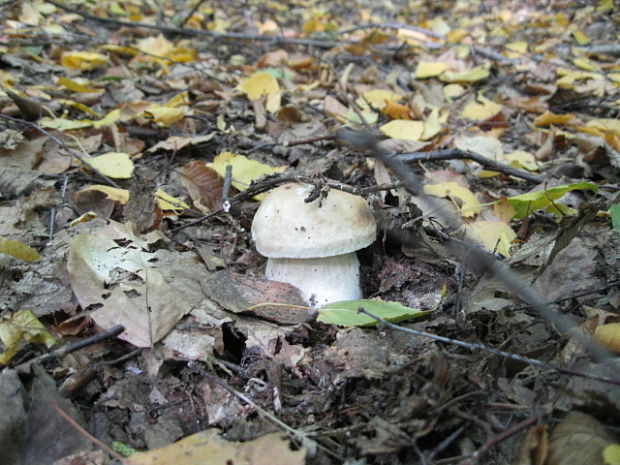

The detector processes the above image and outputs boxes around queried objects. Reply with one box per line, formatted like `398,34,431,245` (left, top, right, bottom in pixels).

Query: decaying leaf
128,430,305,465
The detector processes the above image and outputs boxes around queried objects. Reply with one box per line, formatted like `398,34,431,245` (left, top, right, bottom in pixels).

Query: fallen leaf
129,430,305,465
238,72,280,100
181,161,224,212
415,61,448,79
207,152,287,200
0,237,40,261
84,152,134,179
461,94,503,121
594,323,620,353
380,120,424,141
317,299,429,326
461,220,516,257
424,182,482,217
533,111,576,127
440,64,490,83
0,309,57,364
547,411,615,465
506,182,598,219
61,51,108,70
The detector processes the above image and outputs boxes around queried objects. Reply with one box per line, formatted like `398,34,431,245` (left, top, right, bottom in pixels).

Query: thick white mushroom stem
265,252,362,307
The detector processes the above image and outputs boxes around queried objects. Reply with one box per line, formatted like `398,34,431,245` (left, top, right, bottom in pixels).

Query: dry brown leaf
512,424,548,465
547,411,615,465
181,160,224,213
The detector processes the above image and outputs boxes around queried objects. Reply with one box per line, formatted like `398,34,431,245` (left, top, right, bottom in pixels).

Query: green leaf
0,237,40,261
261,67,293,80
506,182,598,219
610,203,620,231
317,299,429,327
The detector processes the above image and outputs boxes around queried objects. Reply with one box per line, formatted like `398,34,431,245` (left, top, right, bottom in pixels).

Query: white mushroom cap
251,183,376,259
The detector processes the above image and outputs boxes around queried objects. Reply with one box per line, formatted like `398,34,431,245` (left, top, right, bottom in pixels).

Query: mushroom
251,182,376,306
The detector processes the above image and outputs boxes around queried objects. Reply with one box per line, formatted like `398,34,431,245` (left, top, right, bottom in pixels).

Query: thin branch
45,0,354,49
457,413,543,465
334,128,614,365
49,400,131,464
0,114,122,189
397,148,544,183
358,308,620,386
191,364,342,460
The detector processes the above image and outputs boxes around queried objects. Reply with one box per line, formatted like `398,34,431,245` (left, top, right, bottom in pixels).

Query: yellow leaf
533,111,575,127
594,323,620,354
39,109,120,131
421,108,443,140
61,51,108,70
446,29,468,43
0,238,40,261
99,44,140,56
69,212,99,226
415,62,448,79
424,182,481,217
155,188,189,212
440,64,490,83
144,105,187,126
237,72,280,100
572,30,591,45
78,185,130,204
573,57,601,72
443,84,465,99
596,0,613,13
57,77,99,93
38,117,92,130
165,91,190,107
129,430,305,465
504,150,539,171
0,309,57,365
587,118,620,137
461,94,503,121
505,41,528,54
91,109,121,128
381,100,412,119
85,152,134,179
461,221,516,257
454,135,503,159
135,34,173,56
207,152,287,200
603,444,620,465
60,100,100,118
266,91,282,113
380,120,424,141
361,89,403,110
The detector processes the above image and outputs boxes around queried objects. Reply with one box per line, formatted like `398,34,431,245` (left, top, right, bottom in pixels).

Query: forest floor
0,1,619,464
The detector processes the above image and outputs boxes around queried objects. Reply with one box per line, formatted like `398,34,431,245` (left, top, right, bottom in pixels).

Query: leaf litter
0,1,619,464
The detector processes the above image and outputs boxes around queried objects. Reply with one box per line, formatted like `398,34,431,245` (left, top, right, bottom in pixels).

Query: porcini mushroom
251,182,376,306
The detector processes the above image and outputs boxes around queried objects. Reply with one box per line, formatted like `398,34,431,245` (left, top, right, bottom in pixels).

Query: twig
191,364,342,460
178,0,208,27
14,325,126,374
357,307,620,386
471,45,521,64
0,114,122,189
45,0,354,49
513,279,620,311
335,128,613,364
48,174,69,243
336,22,445,40
397,148,544,184
49,399,131,464
457,413,543,465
